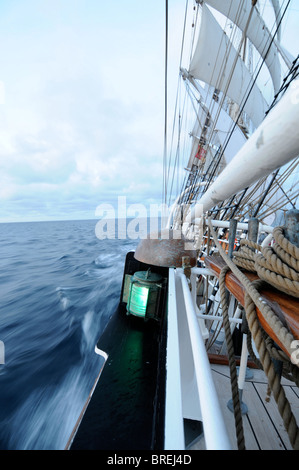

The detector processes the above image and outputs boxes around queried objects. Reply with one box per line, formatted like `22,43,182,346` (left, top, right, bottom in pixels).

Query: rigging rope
218,264,246,450
207,218,299,449
165,0,190,208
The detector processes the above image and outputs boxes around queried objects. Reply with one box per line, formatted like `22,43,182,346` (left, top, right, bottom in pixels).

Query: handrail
164,269,185,450
203,218,273,233
178,270,231,450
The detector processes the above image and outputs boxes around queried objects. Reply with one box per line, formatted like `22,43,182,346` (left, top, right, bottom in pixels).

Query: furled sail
189,4,268,128
203,0,281,94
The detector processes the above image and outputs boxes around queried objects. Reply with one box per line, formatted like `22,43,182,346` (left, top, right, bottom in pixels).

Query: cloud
0,0,167,222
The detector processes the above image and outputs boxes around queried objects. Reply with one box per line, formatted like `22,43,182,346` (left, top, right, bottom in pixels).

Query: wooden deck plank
210,365,259,450
291,385,299,399
283,386,299,424
208,364,299,450
243,382,287,450
253,381,298,450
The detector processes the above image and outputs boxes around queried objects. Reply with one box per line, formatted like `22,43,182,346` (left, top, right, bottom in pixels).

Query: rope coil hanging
207,218,299,450
233,226,299,298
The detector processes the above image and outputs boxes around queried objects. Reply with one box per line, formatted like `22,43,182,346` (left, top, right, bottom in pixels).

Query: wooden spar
190,79,299,220
205,255,299,359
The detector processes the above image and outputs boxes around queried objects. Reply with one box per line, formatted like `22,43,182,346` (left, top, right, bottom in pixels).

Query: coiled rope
233,226,299,298
208,219,299,450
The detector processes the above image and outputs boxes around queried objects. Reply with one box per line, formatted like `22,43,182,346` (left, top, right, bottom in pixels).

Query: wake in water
6,363,100,450
0,219,137,449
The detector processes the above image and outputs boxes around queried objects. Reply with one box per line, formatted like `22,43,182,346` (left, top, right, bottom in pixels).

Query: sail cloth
187,81,246,169
189,4,268,128
271,0,282,42
203,0,281,95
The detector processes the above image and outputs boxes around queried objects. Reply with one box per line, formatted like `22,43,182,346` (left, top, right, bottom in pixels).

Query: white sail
270,0,282,42
189,4,268,128
186,83,246,169
203,0,281,94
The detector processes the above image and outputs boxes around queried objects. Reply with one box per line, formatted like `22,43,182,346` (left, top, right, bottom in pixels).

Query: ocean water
0,219,139,450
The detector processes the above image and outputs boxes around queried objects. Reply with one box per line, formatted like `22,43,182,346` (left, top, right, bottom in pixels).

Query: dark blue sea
0,219,140,450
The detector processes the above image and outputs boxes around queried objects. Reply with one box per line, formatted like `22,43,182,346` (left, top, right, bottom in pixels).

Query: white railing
164,268,185,449
164,267,232,450
202,218,273,234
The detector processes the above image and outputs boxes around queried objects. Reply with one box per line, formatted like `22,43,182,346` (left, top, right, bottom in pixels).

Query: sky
0,0,298,223
0,0,186,222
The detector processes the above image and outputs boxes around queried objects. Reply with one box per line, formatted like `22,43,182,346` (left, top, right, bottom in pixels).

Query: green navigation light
126,270,164,321
128,284,149,318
